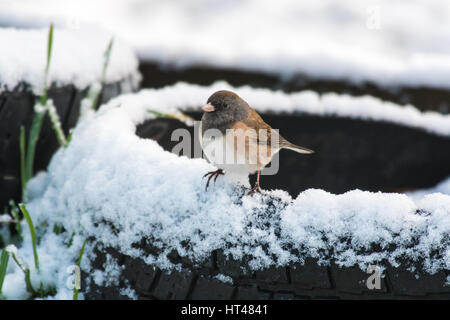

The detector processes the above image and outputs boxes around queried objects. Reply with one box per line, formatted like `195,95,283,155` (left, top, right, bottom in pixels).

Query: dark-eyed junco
199,90,314,194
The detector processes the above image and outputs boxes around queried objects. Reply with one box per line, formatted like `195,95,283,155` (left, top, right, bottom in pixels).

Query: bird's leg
248,170,262,195
203,169,224,191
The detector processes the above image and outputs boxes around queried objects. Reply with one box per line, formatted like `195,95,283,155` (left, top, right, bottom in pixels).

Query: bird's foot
247,184,262,196
203,169,224,191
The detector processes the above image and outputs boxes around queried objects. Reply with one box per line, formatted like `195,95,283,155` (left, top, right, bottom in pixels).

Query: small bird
199,90,314,194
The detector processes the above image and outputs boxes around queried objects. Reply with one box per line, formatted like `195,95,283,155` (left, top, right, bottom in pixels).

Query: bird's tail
280,140,314,154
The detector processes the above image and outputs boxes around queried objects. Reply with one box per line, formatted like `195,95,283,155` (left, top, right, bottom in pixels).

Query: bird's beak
202,103,215,112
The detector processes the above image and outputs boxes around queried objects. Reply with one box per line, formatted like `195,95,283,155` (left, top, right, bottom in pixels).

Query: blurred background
1,0,450,200
2,0,450,100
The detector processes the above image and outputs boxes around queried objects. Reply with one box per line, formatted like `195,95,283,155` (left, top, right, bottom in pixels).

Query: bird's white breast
199,123,279,176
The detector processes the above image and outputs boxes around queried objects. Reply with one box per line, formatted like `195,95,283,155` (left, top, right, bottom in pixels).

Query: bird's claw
247,184,262,196
203,169,224,191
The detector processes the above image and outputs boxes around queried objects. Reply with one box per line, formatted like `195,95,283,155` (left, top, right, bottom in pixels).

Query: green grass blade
38,281,44,298
101,38,113,81
0,250,10,295
6,245,35,295
25,104,46,183
46,23,53,72
148,110,172,118
23,269,34,295
19,126,27,201
53,223,63,235
40,23,54,106
148,109,194,125
73,239,87,300
26,24,54,182
77,239,87,267
90,38,114,111
47,100,67,147
67,232,75,248
18,204,39,271
66,130,73,147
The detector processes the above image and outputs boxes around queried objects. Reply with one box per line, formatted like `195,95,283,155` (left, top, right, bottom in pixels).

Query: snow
214,274,233,285
105,81,450,137
282,189,450,273
92,253,123,287
2,0,450,89
119,286,138,300
0,26,140,93
0,214,13,223
408,176,450,201
2,82,450,299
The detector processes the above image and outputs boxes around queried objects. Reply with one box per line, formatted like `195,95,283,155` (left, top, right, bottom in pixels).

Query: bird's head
202,90,249,123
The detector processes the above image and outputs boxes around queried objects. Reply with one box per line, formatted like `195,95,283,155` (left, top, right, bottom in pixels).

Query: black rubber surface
139,62,450,114
85,245,450,300
0,79,137,210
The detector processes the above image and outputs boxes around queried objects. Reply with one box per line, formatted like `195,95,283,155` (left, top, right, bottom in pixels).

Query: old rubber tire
85,245,450,300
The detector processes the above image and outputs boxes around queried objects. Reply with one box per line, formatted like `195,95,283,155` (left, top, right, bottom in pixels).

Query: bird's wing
238,108,282,148
229,120,273,168
239,108,314,154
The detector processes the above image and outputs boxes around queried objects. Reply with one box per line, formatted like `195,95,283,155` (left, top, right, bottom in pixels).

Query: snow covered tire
85,246,450,300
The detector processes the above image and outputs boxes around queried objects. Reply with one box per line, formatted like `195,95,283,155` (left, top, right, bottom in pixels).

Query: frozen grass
40,22,53,106
72,239,87,300
22,24,54,193
20,24,119,197
18,204,39,271
89,38,113,111
19,127,26,201
79,38,114,120
28,24,53,175
147,109,194,126
6,245,35,295
9,25,55,293
47,100,67,147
